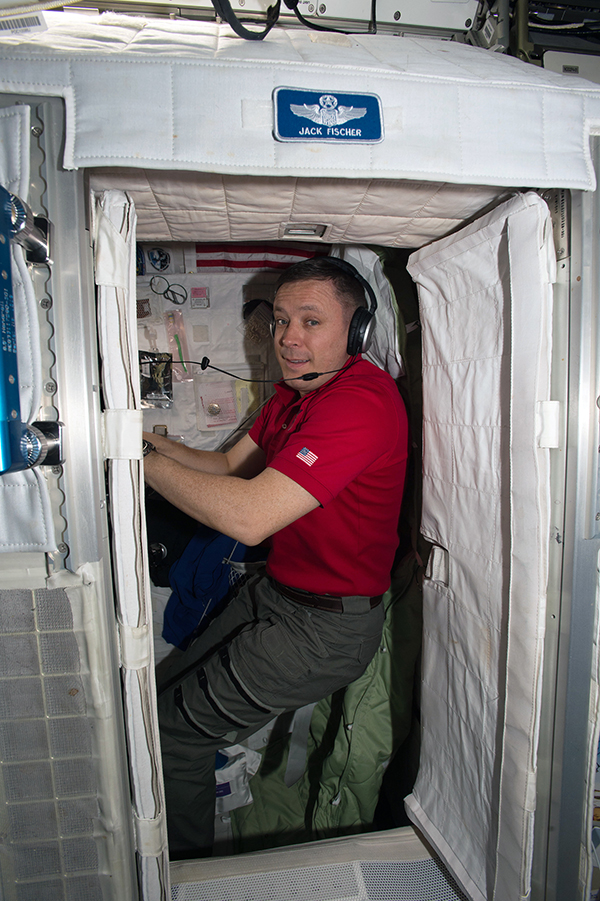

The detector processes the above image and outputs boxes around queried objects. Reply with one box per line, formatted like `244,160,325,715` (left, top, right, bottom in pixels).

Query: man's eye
275,318,287,327
307,319,319,326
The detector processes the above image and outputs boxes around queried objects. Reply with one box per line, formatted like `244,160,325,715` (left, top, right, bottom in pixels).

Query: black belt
269,577,382,613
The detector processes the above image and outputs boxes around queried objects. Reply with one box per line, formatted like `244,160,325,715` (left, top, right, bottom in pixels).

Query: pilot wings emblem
290,94,367,127
273,86,382,143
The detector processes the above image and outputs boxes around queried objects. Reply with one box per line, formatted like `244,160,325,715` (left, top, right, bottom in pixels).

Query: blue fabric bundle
163,525,267,649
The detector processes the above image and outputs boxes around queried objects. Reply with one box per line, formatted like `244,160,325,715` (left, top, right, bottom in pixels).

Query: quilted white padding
89,168,504,246
2,13,600,189
406,193,554,901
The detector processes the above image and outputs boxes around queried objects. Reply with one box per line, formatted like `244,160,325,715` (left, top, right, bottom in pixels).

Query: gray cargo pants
157,573,384,857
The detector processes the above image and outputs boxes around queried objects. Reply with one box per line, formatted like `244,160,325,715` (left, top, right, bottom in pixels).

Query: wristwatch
142,439,157,458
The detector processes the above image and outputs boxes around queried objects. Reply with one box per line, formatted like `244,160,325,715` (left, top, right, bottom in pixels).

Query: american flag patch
296,447,318,466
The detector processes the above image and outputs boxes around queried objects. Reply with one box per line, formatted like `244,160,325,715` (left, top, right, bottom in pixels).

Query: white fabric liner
94,189,169,899
0,104,55,552
331,245,403,380
1,13,600,190
89,168,506,249
405,192,554,901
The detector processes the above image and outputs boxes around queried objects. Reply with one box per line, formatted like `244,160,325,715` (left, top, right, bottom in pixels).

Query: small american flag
296,447,318,466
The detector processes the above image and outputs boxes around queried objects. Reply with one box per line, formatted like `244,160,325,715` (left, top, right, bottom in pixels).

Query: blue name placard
273,87,383,144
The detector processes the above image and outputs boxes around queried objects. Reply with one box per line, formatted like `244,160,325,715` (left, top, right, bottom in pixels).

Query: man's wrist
142,439,157,458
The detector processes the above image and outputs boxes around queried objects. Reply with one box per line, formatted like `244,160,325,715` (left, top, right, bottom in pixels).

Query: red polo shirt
249,358,408,597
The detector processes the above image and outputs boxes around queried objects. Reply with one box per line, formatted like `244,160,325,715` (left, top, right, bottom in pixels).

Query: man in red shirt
144,257,408,857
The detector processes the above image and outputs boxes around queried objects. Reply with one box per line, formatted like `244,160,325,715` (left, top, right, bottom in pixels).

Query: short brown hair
275,257,367,320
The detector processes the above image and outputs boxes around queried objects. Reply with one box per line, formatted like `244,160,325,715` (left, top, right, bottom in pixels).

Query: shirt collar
273,356,360,406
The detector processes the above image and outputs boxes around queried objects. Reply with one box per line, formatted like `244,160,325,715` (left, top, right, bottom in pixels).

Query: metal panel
0,95,140,900
313,0,479,30
531,149,600,901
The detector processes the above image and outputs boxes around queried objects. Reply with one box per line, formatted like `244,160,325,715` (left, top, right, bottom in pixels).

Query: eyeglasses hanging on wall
150,275,188,306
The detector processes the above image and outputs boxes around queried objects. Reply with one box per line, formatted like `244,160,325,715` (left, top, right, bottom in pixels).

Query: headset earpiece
347,306,375,355
270,315,276,338
328,258,377,356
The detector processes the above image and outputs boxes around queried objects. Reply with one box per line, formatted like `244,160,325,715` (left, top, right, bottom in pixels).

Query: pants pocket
357,631,383,666
258,615,330,681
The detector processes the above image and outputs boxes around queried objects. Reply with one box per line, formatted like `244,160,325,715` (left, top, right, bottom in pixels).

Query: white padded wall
405,193,554,901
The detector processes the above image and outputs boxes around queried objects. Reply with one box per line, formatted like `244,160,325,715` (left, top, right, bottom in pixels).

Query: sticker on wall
191,286,210,309
193,324,210,345
140,243,186,275
273,87,383,143
148,247,171,271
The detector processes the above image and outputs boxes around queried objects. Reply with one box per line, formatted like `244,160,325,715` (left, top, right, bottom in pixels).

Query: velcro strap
102,409,143,459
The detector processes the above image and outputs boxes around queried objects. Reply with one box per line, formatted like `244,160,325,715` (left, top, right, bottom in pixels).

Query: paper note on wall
198,381,238,428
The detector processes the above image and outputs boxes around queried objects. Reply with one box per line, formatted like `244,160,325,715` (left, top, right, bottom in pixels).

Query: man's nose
281,321,301,345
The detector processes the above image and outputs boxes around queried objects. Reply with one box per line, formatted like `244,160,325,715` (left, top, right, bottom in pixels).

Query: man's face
272,278,351,395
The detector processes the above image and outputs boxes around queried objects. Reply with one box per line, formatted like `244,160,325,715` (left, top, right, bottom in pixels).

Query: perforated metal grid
0,588,104,901
171,858,469,901
361,860,469,900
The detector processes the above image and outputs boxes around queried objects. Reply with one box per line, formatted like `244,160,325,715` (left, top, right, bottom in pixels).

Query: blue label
215,782,232,798
273,87,383,143
0,185,23,474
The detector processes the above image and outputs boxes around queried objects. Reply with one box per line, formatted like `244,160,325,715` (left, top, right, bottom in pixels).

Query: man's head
275,257,368,323
272,258,369,395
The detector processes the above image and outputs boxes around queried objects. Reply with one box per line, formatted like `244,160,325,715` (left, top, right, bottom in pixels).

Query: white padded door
405,192,555,901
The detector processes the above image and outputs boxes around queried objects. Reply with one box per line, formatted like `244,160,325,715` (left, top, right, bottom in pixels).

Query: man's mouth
283,357,310,367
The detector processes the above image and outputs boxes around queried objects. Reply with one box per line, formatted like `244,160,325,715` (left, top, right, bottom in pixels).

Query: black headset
271,257,377,356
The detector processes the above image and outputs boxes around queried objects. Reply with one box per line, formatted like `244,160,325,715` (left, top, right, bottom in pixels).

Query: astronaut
143,257,409,856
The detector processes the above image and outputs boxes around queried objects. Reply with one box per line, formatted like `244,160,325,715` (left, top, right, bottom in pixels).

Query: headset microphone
199,356,351,383
287,365,355,382
284,368,341,383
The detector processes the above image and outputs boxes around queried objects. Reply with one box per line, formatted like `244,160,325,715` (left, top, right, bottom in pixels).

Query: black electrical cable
283,0,375,36
195,357,276,382
140,356,275,383
140,356,359,383
287,2,350,34
211,0,281,40
370,0,377,34
210,0,377,41
194,356,359,383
